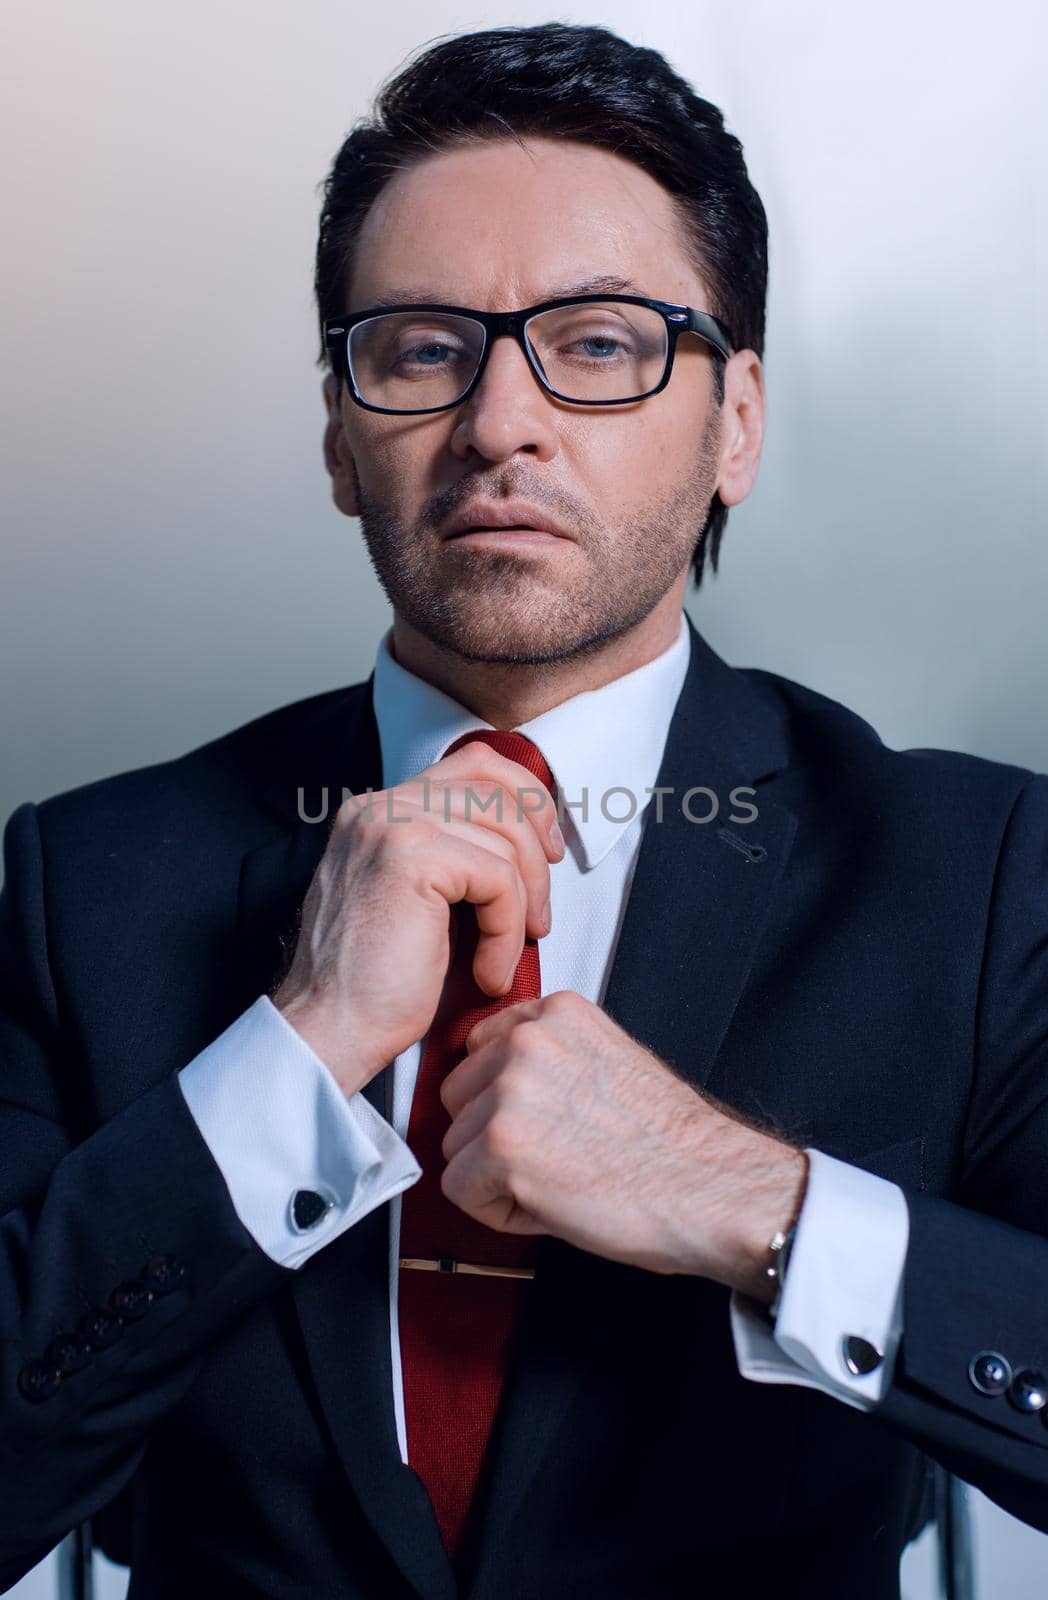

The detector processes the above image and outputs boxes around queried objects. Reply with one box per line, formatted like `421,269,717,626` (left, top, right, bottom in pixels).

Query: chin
412,605,585,665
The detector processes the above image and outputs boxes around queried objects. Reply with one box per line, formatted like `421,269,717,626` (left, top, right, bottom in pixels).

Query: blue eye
577,336,624,358
404,342,453,366
388,336,472,378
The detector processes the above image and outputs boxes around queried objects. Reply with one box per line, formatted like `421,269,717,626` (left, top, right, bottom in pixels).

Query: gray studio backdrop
2,2,1045,1597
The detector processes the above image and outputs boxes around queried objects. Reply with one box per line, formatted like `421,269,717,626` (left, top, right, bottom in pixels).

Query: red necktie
398,729,557,1562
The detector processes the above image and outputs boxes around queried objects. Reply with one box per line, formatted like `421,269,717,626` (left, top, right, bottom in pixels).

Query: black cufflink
290,1187,337,1233
968,1350,1011,1396
841,1335,883,1377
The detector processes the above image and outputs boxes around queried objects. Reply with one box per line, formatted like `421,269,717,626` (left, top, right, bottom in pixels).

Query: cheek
634,388,718,486
566,413,678,506
350,419,452,501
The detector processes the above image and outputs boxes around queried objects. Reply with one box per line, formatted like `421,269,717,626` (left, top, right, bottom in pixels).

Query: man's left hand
439,989,808,1297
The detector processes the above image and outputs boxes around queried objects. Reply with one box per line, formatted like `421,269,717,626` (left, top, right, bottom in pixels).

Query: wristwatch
765,1223,797,1321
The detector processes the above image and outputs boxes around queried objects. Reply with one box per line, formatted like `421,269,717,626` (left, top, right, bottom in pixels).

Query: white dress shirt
178,612,910,1465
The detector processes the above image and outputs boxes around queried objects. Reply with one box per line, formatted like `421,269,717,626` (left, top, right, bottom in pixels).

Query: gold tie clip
399,1256,535,1281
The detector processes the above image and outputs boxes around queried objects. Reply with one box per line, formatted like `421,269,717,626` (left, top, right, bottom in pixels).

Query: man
2,20,1048,1600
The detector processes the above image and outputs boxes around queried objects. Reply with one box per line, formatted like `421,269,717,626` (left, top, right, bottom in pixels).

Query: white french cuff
177,994,422,1270
729,1146,909,1413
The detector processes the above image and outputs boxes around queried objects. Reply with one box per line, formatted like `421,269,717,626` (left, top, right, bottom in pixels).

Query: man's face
323,136,762,665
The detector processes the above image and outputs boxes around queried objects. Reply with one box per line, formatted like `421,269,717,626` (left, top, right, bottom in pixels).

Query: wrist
707,1128,809,1302
271,991,387,1098
736,1142,808,1304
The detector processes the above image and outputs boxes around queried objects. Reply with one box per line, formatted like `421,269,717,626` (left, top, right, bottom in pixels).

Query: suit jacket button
969,1350,1012,1396
45,1330,93,1376
842,1336,883,1376
290,1188,336,1233
139,1253,185,1297
18,1360,63,1403
109,1279,155,1322
1008,1368,1048,1413
77,1306,124,1349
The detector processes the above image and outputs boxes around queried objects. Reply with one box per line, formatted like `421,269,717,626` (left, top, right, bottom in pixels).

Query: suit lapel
600,616,798,1097
236,678,457,1600
461,615,798,1598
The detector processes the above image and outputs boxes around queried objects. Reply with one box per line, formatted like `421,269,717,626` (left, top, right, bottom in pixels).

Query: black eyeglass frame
323,293,735,416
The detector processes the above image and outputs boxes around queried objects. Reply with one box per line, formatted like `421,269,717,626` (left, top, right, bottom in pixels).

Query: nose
449,333,559,465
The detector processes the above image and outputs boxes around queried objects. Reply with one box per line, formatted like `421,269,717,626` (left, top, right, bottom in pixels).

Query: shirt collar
371,612,691,870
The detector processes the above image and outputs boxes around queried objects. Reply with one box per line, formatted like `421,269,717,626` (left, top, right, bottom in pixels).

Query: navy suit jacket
3,613,1048,1599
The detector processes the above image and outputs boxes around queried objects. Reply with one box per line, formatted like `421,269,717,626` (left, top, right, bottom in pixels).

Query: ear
322,372,361,518
714,350,765,509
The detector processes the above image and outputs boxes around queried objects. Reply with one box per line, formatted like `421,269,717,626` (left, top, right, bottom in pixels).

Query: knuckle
465,1020,487,1052
494,851,520,886
498,1061,530,1103
483,1112,520,1164
336,790,377,828
509,1017,542,1052
544,988,575,1015
455,778,501,812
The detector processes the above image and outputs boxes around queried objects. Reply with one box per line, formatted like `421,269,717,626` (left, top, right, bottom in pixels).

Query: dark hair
314,23,768,587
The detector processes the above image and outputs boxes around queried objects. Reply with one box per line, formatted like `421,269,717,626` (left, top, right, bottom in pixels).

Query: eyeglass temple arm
684,309,734,360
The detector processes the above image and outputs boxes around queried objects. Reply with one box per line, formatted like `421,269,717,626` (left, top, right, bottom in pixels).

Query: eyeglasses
323,293,734,416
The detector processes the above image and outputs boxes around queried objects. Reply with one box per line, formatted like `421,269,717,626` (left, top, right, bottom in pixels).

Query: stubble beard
352,411,721,667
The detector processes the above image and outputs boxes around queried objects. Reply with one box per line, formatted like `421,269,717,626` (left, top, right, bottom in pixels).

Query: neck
390,593,686,728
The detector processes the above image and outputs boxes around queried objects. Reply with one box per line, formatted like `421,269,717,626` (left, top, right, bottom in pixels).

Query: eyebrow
361,273,645,309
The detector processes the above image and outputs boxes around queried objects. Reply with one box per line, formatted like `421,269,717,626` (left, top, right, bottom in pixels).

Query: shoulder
739,662,1044,830
20,680,367,863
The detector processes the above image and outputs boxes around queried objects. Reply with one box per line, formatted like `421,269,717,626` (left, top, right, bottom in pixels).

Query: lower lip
445,526,569,550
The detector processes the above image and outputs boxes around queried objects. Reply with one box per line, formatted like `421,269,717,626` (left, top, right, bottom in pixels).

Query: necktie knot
442,728,556,805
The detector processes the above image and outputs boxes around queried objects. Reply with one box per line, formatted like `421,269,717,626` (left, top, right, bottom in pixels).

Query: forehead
347,136,707,312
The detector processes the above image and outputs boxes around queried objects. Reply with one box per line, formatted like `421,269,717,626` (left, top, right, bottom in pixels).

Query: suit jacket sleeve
0,801,296,1589
875,771,1048,1530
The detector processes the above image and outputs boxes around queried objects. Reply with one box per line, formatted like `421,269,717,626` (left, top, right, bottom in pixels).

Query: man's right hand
270,743,565,1099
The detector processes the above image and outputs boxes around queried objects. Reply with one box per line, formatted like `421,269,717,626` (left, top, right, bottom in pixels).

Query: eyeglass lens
346,301,670,409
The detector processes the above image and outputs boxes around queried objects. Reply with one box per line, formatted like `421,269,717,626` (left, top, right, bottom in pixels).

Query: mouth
444,525,569,548
442,501,575,544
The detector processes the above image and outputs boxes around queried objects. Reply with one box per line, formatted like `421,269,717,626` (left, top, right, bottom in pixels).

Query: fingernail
542,897,552,930
550,821,565,855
